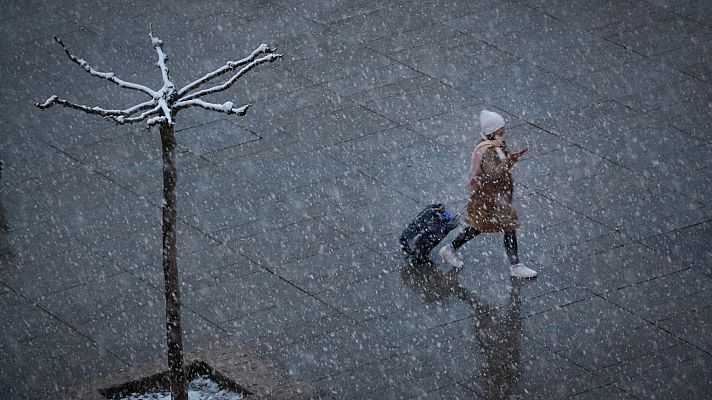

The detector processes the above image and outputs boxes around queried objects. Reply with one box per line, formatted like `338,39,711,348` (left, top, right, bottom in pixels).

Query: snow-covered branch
54,37,157,98
177,44,275,97
107,104,162,124
149,31,174,92
174,99,250,116
36,30,281,130
34,95,158,119
177,53,282,102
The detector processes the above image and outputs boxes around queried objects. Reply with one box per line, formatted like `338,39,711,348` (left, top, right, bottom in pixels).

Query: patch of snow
120,376,243,400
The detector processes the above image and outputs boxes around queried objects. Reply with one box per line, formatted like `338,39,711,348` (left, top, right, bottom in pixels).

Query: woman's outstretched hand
510,148,528,161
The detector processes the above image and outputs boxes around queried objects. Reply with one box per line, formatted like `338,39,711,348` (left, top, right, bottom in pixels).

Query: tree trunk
159,122,188,400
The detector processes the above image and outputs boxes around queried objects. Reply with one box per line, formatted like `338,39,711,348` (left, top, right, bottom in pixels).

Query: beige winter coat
465,141,519,232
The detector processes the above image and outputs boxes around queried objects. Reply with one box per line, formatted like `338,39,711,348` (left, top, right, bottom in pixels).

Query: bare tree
35,32,281,400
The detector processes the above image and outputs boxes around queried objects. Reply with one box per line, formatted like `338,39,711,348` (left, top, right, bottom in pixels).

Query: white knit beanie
479,110,505,136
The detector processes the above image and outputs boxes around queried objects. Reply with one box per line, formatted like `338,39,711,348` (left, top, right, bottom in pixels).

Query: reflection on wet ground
401,258,524,399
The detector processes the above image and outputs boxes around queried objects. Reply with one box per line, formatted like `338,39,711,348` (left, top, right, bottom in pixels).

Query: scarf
469,137,508,181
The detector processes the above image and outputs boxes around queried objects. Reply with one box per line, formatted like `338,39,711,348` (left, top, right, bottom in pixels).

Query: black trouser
451,226,519,265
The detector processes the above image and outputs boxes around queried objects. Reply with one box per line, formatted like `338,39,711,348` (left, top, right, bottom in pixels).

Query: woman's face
494,127,505,137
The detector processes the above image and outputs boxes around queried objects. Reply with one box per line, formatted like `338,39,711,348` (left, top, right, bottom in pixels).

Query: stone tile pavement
1,0,712,398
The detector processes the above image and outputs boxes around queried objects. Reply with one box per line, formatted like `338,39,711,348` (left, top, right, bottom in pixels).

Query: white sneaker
439,244,463,269
510,263,537,278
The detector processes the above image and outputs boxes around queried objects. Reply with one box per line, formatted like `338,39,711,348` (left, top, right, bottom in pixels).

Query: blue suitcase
399,203,459,258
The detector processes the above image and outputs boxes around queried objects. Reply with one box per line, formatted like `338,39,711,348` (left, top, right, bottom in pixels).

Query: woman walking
439,110,537,278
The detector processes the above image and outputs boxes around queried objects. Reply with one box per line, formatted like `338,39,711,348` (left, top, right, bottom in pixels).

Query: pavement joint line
639,217,712,243
6,284,130,365
588,293,711,363
651,319,712,358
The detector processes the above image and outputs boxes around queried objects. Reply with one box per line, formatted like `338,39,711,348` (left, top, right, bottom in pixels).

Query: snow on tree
35,31,282,400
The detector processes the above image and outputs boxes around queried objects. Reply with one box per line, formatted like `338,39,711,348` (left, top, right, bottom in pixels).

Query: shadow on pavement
400,257,525,399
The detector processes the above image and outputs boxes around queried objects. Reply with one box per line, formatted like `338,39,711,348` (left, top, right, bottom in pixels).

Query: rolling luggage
399,203,459,258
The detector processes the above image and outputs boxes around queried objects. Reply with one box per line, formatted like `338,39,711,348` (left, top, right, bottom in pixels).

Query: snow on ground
120,376,243,400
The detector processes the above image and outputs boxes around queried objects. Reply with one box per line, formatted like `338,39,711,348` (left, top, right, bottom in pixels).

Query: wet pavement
2,0,712,398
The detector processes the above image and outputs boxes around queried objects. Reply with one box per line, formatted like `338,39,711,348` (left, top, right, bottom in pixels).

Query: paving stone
642,221,712,277
417,383,481,400
175,119,260,155
282,170,385,213
658,305,712,353
511,350,606,399
0,147,79,185
318,194,420,254
79,301,225,365
0,0,58,22
246,312,355,355
37,271,160,327
327,4,430,44
0,9,79,46
585,183,704,230
366,23,476,56
267,104,398,146
514,193,580,234
491,78,604,122
658,39,712,77
531,100,650,140
95,222,218,274
568,242,689,293
605,17,712,57
313,353,446,399
586,125,709,178
349,367,453,400
615,205,712,242
446,2,550,37
527,0,670,32
568,384,639,399
267,321,400,382
505,123,570,157
3,168,135,227
617,78,712,113
653,167,712,206
276,0,384,25
573,60,688,100
602,343,712,399
0,292,67,347
560,323,683,371
287,37,395,85
0,326,126,396
517,286,594,318
316,268,434,321
666,97,712,144
324,63,425,99
399,0,511,22
1,245,125,299
362,82,479,124
589,4,677,38
524,296,656,364
325,126,433,168
452,59,561,103
273,243,393,295
479,18,601,60
539,169,663,216
604,269,712,323
529,40,644,79
546,232,637,265
190,274,334,344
